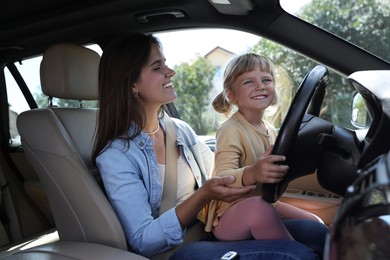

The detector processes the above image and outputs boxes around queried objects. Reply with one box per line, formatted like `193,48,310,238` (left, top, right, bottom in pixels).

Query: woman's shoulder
96,139,128,165
98,138,131,157
101,133,148,155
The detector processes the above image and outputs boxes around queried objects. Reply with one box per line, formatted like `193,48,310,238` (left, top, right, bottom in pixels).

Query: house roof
204,46,235,58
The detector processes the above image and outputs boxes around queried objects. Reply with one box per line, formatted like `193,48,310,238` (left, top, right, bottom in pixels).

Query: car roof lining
0,0,280,60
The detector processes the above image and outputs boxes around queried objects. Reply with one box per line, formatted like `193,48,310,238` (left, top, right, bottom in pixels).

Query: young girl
204,53,323,242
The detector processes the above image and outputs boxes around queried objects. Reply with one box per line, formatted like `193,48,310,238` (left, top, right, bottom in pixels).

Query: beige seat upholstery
6,241,148,260
16,44,129,251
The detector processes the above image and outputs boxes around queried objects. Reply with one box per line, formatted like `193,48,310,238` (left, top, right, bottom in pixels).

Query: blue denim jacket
96,117,213,257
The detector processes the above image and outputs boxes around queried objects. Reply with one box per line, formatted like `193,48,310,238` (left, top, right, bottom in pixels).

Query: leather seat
16,43,133,252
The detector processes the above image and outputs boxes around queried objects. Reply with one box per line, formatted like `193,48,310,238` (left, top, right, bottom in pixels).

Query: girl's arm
213,125,247,187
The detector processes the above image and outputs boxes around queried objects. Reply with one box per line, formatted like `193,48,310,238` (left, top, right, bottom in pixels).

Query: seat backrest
16,43,128,250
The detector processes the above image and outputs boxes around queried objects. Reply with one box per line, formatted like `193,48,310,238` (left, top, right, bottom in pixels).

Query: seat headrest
40,43,100,100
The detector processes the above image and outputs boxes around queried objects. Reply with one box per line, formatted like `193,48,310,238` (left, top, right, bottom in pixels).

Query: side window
5,57,42,145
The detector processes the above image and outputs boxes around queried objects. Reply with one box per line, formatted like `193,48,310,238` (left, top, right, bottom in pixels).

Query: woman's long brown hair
92,33,160,163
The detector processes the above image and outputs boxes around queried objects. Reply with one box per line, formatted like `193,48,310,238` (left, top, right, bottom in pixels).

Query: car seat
16,43,129,250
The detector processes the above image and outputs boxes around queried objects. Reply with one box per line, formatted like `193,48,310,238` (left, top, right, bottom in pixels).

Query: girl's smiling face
134,43,177,109
227,65,276,117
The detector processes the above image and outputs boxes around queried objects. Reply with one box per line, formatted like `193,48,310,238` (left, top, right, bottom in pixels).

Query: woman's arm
97,144,183,257
175,176,256,228
174,118,256,228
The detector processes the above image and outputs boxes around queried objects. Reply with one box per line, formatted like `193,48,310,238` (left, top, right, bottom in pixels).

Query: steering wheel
262,65,329,203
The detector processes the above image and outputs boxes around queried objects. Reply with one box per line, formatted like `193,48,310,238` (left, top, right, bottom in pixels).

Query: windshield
280,0,390,64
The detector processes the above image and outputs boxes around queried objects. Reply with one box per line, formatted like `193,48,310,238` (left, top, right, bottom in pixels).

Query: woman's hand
243,146,289,186
176,175,255,228
201,176,256,203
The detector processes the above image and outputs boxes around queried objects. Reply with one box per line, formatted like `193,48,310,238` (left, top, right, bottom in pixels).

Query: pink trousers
212,196,321,241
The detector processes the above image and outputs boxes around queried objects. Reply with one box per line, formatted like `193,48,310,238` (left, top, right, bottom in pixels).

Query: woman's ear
132,85,139,99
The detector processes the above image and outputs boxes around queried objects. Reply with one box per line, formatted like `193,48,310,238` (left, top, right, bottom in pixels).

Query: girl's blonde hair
212,53,275,115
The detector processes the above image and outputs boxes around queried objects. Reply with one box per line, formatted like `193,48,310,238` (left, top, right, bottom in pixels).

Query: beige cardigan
200,111,277,232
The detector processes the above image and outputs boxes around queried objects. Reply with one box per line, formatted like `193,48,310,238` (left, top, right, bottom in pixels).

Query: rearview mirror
351,92,370,128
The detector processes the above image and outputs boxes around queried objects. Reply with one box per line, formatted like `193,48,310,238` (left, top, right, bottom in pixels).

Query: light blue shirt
96,117,213,257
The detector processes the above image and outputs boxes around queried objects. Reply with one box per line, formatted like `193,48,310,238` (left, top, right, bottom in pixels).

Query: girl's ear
226,89,237,104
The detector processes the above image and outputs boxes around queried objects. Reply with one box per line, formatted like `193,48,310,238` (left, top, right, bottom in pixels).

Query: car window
6,57,41,145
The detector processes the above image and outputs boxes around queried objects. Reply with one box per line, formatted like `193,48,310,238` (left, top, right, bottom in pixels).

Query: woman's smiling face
134,43,177,108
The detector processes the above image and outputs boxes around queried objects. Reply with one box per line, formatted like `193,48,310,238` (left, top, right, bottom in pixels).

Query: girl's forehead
238,67,272,77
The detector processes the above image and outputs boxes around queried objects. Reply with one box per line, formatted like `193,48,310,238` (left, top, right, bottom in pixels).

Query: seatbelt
153,114,207,260
159,114,178,214
0,168,11,247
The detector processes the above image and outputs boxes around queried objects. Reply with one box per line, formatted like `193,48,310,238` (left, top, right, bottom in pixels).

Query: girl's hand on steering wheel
243,146,289,185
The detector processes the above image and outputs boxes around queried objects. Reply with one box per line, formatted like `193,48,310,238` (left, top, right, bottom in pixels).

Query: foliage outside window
173,57,216,135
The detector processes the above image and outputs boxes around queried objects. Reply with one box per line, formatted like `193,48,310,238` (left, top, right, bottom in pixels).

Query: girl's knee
243,197,279,220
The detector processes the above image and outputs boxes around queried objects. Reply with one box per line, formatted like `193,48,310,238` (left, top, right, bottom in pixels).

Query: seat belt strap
0,169,11,246
159,114,178,214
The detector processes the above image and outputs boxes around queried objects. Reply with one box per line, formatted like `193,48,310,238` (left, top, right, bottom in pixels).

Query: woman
92,32,326,259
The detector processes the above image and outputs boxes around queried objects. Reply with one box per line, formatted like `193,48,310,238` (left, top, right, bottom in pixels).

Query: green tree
302,0,390,61
173,57,215,135
250,0,390,129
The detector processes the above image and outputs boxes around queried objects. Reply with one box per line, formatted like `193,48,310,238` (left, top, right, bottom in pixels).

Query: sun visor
208,0,255,15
